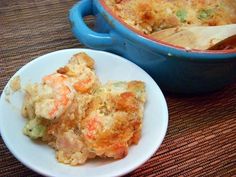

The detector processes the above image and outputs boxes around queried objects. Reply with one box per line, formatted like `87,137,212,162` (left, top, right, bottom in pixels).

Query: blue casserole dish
69,0,236,94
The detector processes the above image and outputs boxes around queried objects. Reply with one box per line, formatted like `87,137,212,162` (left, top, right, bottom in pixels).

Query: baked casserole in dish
69,0,236,94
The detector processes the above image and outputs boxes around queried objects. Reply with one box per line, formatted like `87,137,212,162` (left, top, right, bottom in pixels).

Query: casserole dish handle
69,0,115,50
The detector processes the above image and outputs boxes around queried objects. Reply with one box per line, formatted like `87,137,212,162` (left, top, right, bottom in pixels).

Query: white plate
0,49,168,177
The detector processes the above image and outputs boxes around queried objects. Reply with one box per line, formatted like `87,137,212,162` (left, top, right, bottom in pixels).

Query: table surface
0,1,235,177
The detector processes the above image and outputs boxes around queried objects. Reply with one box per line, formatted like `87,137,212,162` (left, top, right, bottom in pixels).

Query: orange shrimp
84,115,101,139
73,72,94,93
73,77,92,93
35,73,74,119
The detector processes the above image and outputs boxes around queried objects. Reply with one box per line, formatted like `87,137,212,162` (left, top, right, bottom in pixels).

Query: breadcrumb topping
22,52,146,165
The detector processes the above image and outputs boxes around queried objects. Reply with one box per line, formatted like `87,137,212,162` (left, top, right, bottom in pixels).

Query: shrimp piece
81,111,133,159
56,52,100,94
61,62,99,94
73,71,96,93
55,130,92,165
35,73,74,119
82,113,102,140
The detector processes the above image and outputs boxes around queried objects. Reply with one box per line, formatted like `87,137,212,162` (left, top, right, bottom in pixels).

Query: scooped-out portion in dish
104,0,236,50
21,52,146,165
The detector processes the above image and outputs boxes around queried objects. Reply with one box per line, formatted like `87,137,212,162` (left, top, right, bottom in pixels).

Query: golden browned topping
5,76,21,104
104,0,236,34
57,66,69,74
10,75,21,92
22,52,146,165
70,52,95,69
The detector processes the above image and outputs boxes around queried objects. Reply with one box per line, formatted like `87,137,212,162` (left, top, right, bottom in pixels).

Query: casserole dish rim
99,0,236,58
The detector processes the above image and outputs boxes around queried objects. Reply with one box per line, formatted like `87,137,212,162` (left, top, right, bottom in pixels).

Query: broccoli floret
176,9,187,22
23,118,46,139
198,9,214,20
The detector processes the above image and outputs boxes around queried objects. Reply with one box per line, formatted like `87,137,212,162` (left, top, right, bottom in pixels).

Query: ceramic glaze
69,0,236,94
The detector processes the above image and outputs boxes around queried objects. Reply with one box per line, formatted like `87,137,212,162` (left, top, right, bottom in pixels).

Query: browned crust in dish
104,0,236,34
